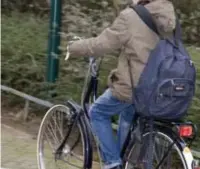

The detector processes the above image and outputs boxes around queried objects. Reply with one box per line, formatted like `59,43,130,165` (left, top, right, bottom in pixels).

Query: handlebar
65,35,96,62
65,47,95,63
65,35,83,61
64,35,102,77
65,45,70,61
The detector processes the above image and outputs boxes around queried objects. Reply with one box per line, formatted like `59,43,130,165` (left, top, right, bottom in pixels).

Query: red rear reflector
179,125,193,137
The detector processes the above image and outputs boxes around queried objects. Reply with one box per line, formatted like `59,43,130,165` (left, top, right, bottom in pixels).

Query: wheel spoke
38,105,85,169
125,132,186,169
154,135,165,167
70,151,84,161
46,122,59,145
52,112,64,139
48,119,60,144
44,132,55,150
71,133,81,151
62,158,83,169
59,110,64,138
166,150,172,169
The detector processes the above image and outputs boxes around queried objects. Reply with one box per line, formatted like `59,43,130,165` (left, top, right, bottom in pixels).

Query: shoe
110,165,122,169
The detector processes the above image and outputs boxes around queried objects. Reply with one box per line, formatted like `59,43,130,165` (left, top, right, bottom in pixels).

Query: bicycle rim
125,131,188,169
37,104,86,169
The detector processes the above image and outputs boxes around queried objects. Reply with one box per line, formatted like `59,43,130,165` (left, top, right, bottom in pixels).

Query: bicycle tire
124,131,192,169
37,104,91,169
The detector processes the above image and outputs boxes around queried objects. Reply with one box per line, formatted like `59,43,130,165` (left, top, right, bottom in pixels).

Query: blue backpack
129,5,196,120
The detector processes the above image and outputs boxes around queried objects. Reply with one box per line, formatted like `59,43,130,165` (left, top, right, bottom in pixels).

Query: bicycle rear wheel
37,104,87,169
124,131,188,169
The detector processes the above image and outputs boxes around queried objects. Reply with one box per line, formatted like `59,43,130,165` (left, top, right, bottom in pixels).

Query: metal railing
1,85,54,120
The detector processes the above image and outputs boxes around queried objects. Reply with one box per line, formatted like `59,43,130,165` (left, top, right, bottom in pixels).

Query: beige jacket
69,0,176,102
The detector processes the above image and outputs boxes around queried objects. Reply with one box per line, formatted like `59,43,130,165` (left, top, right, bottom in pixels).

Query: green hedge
2,12,200,149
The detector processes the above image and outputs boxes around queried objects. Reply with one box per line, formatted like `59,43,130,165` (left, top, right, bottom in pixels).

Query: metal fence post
47,0,62,82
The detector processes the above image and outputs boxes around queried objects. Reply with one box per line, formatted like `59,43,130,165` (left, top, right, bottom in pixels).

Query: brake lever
73,36,82,40
65,45,70,61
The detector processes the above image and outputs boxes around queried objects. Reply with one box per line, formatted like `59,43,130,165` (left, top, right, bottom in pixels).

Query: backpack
128,5,196,120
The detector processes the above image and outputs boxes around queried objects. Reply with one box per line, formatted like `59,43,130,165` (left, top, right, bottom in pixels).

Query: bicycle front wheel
37,104,88,169
125,131,190,169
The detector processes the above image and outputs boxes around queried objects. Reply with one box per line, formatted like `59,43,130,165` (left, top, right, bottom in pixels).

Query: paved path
1,124,38,169
1,124,102,169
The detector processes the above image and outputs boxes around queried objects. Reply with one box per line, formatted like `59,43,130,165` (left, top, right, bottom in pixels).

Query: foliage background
1,0,200,149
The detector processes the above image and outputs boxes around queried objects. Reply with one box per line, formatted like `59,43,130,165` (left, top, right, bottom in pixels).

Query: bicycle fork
55,112,81,160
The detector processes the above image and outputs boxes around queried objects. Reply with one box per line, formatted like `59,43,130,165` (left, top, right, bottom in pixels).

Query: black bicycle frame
80,57,136,163
82,75,98,118
55,57,100,169
56,56,197,169
80,57,197,168
80,57,135,160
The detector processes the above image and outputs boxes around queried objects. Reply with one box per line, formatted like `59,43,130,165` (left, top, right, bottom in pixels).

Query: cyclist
68,0,176,168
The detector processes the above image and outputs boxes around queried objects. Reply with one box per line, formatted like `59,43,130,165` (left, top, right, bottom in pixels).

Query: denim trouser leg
89,89,135,169
117,108,136,151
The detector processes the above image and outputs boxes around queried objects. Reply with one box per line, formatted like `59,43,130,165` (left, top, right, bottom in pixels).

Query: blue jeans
89,89,135,169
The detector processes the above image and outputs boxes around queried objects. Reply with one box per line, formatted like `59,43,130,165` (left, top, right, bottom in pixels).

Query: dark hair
138,0,151,5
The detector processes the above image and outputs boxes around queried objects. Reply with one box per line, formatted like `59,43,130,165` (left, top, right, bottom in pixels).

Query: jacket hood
145,0,176,35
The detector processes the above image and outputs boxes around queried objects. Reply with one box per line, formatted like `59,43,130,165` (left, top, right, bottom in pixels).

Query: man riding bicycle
68,0,176,168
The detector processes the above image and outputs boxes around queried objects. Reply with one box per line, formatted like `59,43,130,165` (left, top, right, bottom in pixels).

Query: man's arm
69,11,129,57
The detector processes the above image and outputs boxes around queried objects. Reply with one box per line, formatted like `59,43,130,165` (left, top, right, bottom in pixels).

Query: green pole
47,0,62,82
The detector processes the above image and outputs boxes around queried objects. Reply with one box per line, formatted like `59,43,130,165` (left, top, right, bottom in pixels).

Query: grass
186,46,200,149
1,12,200,150
1,11,48,102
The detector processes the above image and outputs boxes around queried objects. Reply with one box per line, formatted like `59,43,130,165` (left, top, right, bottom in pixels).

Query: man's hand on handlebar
65,35,83,61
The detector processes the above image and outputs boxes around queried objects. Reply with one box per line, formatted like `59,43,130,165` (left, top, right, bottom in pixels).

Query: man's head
132,0,153,5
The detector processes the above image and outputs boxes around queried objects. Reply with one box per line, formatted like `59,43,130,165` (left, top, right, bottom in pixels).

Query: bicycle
37,36,197,169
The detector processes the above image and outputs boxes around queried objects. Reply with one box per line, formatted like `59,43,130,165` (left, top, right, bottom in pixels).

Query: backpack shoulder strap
129,4,159,35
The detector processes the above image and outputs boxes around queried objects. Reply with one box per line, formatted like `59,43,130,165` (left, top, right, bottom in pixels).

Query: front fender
66,100,93,169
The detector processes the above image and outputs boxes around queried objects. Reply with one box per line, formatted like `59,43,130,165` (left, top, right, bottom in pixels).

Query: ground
1,106,40,169
1,124,38,169
1,106,101,169
1,105,200,169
